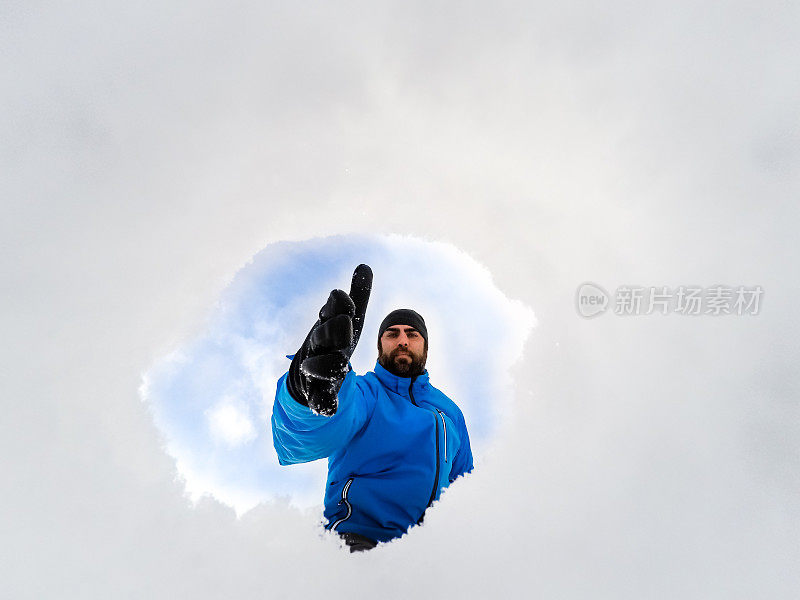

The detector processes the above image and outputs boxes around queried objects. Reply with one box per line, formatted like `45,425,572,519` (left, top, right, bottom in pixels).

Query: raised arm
272,366,374,464
271,264,374,464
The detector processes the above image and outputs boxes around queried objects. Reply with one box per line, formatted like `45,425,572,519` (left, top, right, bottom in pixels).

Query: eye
407,332,418,337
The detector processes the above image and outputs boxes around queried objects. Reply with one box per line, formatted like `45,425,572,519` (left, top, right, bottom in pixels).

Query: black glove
286,264,373,416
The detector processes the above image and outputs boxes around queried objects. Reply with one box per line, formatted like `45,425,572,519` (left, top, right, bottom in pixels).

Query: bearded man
271,265,473,552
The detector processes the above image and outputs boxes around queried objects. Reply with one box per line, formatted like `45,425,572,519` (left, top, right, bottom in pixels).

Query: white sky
2,1,798,598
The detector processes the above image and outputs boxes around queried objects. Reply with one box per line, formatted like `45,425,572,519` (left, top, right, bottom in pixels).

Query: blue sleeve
271,367,372,465
449,413,474,482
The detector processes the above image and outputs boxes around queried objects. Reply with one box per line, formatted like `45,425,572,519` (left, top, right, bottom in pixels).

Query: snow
2,1,798,598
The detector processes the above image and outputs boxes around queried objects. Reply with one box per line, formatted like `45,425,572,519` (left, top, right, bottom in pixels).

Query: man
271,264,473,552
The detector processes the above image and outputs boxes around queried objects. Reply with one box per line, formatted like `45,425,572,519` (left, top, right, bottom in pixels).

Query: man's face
378,325,427,377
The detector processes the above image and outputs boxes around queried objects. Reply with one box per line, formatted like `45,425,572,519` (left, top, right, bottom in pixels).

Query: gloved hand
286,264,373,416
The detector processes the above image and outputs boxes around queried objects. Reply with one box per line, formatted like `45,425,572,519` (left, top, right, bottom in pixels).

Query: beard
378,345,428,377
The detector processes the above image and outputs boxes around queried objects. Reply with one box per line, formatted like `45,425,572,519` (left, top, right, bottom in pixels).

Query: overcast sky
2,1,798,598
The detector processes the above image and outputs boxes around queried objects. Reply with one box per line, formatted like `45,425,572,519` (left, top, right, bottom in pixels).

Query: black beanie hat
378,309,428,343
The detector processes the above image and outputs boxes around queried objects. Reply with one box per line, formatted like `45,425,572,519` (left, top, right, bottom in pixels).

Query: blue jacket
272,360,473,543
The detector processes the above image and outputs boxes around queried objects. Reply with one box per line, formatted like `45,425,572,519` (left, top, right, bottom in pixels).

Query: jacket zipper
436,409,448,463
330,477,354,531
410,377,441,509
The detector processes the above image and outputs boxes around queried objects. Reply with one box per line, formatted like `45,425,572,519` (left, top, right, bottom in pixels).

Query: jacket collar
373,361,429,396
